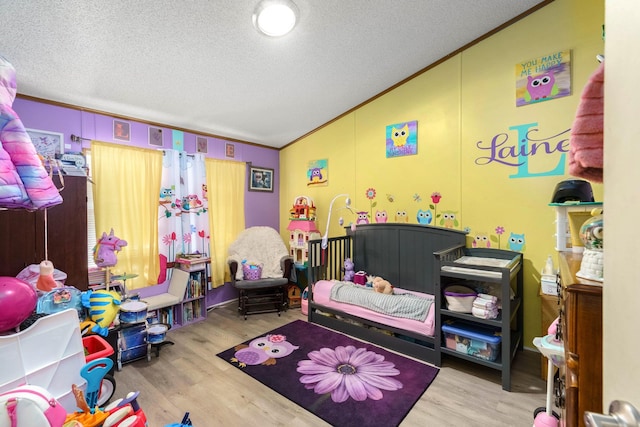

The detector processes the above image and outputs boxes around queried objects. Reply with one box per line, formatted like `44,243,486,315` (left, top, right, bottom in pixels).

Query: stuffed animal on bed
343,258,355,282
372,276,394,294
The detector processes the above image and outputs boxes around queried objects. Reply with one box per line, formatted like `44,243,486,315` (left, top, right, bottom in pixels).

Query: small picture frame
113,120,131,142
149,126,163,147
25,128,64,159
248,165,274,192
225,143,235,158
196,136,208,153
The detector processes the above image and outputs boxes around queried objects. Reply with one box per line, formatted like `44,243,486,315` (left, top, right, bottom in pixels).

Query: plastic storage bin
442,321,502,361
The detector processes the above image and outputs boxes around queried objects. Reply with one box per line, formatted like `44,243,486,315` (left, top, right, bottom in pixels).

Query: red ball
0,277,38,332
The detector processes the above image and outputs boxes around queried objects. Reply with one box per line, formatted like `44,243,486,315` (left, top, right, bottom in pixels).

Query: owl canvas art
386,120,418,158
231,334,299,368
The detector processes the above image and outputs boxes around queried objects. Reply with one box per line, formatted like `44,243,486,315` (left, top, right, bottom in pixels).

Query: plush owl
525,72,559,102
356,211,369,224
508,232,526,251
472,233,491,248
391,123,409,147
231,334,299,368
417,209,433,225
375,210,388,223
439,211,458,228
395,210,408,223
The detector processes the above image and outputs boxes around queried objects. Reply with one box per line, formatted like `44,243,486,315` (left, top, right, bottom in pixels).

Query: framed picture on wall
149,126,163,147
25,128,64,159
225,143,235,158
196,136,208,153
248,165,274,192
113,120,130,142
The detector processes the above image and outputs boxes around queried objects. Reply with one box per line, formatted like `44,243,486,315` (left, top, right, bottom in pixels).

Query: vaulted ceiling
0,0,549,148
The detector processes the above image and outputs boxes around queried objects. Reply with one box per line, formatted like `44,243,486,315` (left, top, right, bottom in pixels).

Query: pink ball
0,277,38,332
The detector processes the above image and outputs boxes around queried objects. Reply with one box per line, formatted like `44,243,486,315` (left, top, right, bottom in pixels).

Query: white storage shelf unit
0,309,87,412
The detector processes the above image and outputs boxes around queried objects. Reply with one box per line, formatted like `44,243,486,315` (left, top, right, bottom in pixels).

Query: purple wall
13,97,281,306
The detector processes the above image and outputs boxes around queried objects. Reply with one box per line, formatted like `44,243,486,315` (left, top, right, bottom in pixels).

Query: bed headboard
308,223,466,295
348,224,466,294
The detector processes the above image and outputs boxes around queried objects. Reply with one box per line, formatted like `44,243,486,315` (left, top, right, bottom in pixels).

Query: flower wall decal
365,188,377,220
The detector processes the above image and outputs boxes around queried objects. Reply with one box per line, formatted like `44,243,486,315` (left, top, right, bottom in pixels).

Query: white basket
444,284,477,313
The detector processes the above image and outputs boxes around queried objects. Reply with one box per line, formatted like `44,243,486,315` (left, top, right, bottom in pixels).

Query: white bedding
312,280,435,337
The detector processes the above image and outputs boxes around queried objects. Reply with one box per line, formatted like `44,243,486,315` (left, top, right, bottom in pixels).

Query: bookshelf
146,257,209,329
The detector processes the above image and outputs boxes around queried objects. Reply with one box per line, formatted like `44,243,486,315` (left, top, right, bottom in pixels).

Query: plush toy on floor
372,276,394,294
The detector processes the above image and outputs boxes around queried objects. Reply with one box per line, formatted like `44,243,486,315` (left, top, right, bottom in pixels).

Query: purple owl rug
216,320,439,427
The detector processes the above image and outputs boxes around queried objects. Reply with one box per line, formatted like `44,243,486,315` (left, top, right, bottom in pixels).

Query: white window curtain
158,150,210,264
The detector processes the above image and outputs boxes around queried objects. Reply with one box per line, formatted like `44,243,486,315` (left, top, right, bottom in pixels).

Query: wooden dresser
558,252,603,427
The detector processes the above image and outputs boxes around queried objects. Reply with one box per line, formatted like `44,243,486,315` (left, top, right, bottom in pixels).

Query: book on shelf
176,255,210,271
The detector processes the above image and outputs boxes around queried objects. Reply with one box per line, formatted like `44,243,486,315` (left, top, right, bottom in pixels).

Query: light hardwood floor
113,303,549,426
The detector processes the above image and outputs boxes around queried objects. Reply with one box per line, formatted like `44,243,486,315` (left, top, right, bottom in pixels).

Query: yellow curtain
205,159,245,287
91,141,163,289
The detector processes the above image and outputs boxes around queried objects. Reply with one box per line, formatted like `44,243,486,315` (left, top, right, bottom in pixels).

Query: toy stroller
532,318,564,426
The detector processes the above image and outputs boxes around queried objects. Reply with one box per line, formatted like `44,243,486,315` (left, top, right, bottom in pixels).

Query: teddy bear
372,276,394,294
343,258,355,282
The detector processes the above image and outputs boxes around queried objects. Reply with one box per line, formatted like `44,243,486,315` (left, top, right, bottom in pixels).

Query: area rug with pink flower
216,320,439,427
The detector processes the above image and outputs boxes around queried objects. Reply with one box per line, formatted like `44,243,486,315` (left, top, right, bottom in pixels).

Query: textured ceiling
0,0,549,148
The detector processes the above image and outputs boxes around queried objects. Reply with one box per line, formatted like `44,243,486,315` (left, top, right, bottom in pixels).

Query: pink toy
0,276,38,332
93,229,128,268
36,260,59,292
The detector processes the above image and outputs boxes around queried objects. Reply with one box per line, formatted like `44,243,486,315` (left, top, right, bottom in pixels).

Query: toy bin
443,284,477,313
83,334,113,362
442,321,501,362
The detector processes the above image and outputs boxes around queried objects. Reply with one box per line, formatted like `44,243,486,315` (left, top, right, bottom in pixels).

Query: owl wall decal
508,232,526,251
356,211,370,224
395,210,408,223
416,209,433,225
439,211,458,228
525,72,559,102
472,233,491,248
230,334,299,368
391,123,409,147
375,210,388,223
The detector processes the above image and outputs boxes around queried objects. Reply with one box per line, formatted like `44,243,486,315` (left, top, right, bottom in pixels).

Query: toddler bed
307,223,466,366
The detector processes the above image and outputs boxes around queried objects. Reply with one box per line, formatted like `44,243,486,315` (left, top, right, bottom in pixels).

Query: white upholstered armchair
227,226,293,319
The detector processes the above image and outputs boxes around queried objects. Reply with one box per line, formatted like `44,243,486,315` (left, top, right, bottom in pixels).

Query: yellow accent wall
280,0,604,347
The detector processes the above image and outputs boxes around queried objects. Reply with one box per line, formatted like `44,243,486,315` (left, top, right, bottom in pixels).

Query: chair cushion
233,277,288,290
142,293,181,311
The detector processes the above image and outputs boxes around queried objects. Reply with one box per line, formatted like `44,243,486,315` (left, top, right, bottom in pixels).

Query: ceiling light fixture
252,0,299,37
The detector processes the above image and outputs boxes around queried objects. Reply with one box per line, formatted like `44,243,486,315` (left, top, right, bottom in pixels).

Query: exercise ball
0,276,38,332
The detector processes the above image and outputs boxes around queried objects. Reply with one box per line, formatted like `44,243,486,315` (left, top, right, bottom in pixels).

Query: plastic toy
82,289,122,337
0,276,38,332
532,317,563,426
36,260,60,292
93,229,128,268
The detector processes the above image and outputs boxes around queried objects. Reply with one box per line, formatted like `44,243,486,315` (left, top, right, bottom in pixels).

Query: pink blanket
569,62,604,183
0,55,62,210
312,279,435,337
